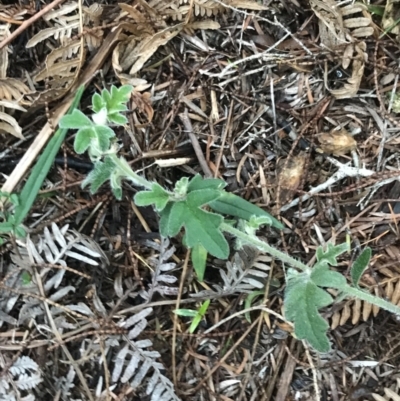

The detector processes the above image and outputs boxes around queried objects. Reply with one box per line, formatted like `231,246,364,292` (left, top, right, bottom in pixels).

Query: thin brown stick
179,109,213,178
0,0,67,50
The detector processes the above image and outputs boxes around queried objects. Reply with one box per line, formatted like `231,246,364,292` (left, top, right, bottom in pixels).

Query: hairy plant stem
109,153,153,190
220,222,309,272
221,222,400,316
342,284,400,315
97,152,400,317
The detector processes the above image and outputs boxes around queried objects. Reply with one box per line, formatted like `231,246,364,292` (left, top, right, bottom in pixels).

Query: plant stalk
109,153,153,190
343,284,400,315
220,222,309,272
221,223,400,316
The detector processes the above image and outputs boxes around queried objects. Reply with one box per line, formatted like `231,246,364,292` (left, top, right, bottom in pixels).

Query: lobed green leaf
209,192,284,230
82,156,116,194
159,189,229,259
191,243,208,281
59,109,92,129
187,174,226,192
284,269,333,352
74,128,96,154
92,92,105,113
93,125,115,151
0,222,14,234
351,247,372,287
110,170,123,200
316,242,349,266
310,262,347,289
134,183,170,211
94,85,133,126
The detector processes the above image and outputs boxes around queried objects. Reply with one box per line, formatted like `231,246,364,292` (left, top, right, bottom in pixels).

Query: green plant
59,85,283,280
0,191,25,244
0,87,85,246
174,300,210,333
59,85,400,353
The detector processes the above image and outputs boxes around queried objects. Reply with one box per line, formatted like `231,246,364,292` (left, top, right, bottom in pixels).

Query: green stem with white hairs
341,285,400,315
109,153,153,190
221,222,400,316
221,222,309,272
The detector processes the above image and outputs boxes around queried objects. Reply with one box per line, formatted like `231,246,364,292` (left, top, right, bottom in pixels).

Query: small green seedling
174,300,210,333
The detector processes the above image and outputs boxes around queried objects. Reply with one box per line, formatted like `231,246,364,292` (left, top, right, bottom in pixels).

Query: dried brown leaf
229,0,268,10
0,24,11,79
83,2,103,24
0,79,30,101
341,3,367,16
392,279,400,305
276,154,307,204
317,129,357,155
362,301,372,321
342,43,354,69
385,280,394,299
113,25,183,77
0,111,24,139
331,310,340,330
186,20,220,30
340,303,351,326
343,17,372,29
352,298,361,325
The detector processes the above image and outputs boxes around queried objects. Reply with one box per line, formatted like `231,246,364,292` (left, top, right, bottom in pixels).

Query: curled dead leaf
0,102,26,139
131,91,154,123
276,154,307,204
317,129,357,156
331,43,366,99
113,24,183,80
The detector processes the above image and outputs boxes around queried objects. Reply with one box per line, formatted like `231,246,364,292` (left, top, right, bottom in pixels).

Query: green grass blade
13,86,85,226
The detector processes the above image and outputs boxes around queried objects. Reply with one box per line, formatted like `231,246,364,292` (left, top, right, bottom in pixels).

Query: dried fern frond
150,0,266,20
0,100,26,139
373,378,400,401
13,223,106,268
0,80,30,101
0,355,42,401
29,39,85,105
0,4,32,21
33,41,83,83
27,21,79,48
0,223,106,325
194,245,271,298
111,307,181,401
140,237,179,301
113,24,182,77
0,24,11,79
83,2,103,24
27,3,80,47
330,272,400,329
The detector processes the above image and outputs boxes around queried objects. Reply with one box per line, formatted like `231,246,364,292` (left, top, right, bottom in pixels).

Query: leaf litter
1,0,400,400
